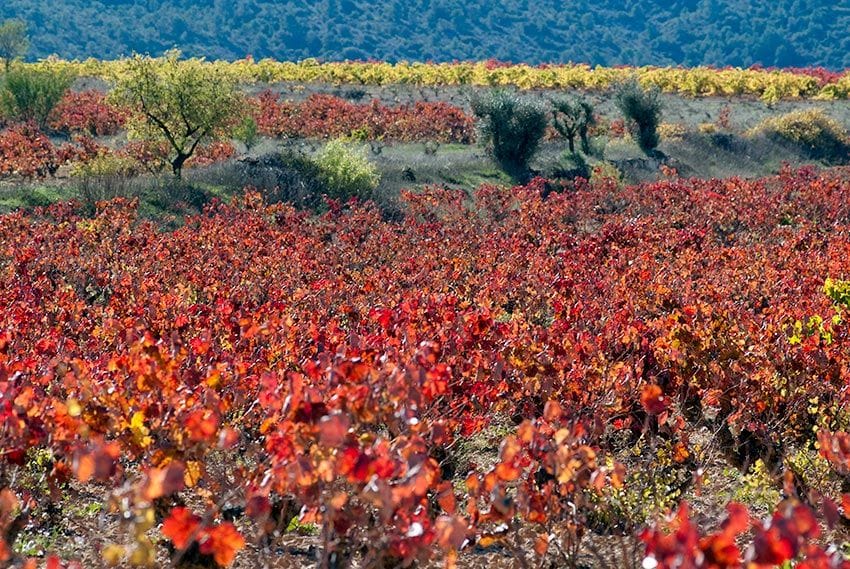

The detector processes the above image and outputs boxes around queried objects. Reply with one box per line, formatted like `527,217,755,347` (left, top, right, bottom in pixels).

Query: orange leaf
434,516,467,551
640,384,668,415
672,441,690,463
74,442,120,483
183,460,203,488
543,400,562,422
318,413,350,447
437,482,457,515
494,461,521,482
139,462,185,501
498,435,520,463
185,409,220,443
534,533,549,556
477,534,505,548
218,427,240,449
162,507,202,550
611,462,626,489
200,523,245,567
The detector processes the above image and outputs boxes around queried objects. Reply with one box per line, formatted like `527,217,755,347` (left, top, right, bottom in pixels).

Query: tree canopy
111,51,242,177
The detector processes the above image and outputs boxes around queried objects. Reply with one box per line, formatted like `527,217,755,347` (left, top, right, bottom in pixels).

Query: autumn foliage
49,90,129,136
251,91,475,143
4,167,850,565
0,122,58,177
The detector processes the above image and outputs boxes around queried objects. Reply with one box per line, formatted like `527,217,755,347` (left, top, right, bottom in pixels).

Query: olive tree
0,20,28,73
552,96,596,154
472,90,547,180
614,78,662,154
111,51,242,178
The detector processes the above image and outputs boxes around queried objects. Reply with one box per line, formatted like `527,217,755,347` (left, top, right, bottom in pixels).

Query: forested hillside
2,0,850,68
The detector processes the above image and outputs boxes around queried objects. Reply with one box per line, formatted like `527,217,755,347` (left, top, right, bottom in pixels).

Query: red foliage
118,139,234,171
0,123,58,178
186,141,236,167
162,507,245,567
748,64,845,87
252,91,475,143
119,139,169,170
56,134,105,165
643,500,849,569
608,118,627,138
50,90,129,136
4,167,850,564
162,507,202,550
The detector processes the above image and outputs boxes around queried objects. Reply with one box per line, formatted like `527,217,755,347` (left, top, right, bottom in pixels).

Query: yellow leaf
129,536,156,567
135,507,156,534
102,544,124,566
183,460,203,488
67,398,82,417
130,411,153,449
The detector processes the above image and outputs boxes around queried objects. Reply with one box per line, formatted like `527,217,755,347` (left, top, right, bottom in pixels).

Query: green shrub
70,153,140,178
471,90,547,179
748,109,850,164
233,115,259,151
1,66,75,129
614,78,662,154
313,139,380,201
552,96,595,154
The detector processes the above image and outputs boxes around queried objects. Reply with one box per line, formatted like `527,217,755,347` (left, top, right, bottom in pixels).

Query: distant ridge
2,0,848,69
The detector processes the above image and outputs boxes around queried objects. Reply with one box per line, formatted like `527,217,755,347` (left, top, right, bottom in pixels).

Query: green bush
313,139,380,201
552,149,591,180
471,90,547,179
748,109,850,164
614,78,662,154
70,153,140,178
1,66,75,129
233,115,259,151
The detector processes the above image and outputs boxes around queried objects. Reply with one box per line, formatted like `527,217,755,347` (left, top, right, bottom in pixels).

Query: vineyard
3,165,850,567
3,48,850,569
26,59,850,103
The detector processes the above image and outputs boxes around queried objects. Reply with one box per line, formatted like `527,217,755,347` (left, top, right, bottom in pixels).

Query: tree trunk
567,135,575,154
579,127,590,154
171,153,188,178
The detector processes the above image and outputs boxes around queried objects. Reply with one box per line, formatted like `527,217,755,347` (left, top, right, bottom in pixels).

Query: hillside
2,0,850,68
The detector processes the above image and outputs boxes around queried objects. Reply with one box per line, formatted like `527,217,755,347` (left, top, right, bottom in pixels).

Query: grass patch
0,185,66,211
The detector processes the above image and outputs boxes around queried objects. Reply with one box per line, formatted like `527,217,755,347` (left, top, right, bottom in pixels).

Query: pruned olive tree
552,96,595,154
111,51,242,178
615,78,663,155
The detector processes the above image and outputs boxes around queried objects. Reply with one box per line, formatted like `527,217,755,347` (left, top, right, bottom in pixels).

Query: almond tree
111,51,242,178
